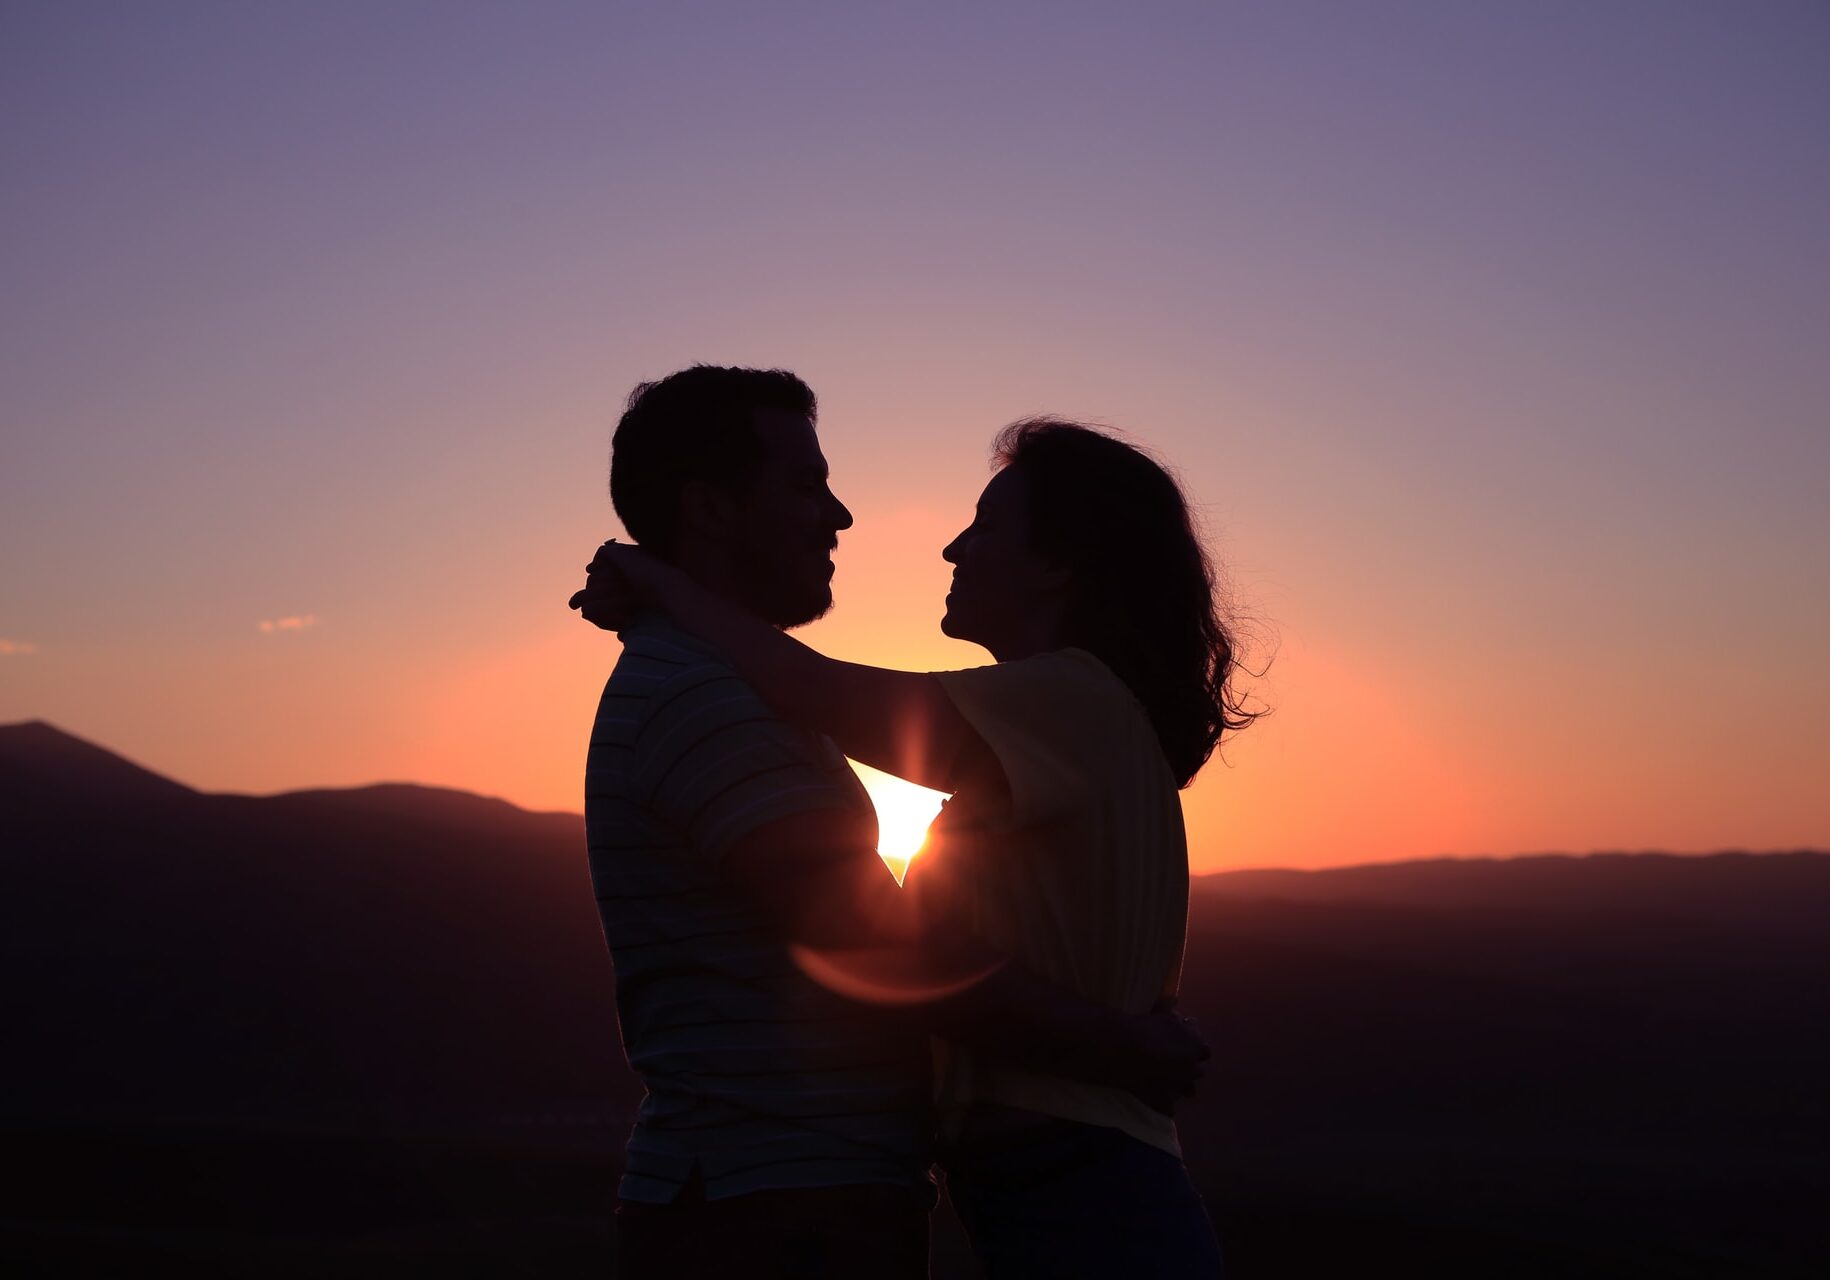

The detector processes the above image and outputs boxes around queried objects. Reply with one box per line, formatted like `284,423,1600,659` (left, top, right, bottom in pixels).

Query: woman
579,419,1255,1277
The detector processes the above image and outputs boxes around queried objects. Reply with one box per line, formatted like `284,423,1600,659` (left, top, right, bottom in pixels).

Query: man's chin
772,588,835,630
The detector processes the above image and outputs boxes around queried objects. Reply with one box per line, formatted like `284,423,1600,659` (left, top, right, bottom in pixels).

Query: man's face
728,410,854,628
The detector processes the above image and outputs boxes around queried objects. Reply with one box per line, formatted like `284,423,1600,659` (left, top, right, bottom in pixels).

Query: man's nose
829,490,854,531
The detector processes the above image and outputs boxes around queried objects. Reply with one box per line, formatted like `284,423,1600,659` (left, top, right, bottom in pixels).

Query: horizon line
6,719,1824,873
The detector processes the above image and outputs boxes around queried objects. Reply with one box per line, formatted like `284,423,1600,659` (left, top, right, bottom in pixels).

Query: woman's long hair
994,418,1259,787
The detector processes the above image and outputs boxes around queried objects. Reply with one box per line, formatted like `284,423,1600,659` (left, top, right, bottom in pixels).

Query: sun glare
851,762,948,883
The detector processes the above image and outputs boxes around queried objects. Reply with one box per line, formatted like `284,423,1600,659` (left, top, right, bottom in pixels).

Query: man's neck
670,544,774,628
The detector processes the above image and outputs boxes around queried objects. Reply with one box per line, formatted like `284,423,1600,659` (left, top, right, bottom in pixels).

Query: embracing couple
571,365,1255,1278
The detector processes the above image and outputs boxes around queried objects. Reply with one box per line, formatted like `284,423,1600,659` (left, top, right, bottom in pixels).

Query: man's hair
609,365,816,557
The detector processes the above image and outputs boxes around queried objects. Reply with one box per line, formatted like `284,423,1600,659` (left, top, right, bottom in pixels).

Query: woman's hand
1120,999,1212,1116
567,539,671,632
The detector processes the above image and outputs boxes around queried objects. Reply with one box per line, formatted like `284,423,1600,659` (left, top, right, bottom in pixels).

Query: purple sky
4,2,1827,868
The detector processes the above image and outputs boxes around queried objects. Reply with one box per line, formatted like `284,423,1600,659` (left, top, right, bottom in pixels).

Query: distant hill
1197,850,1830,933
0,718,196,804
2,721,632,1133
4,721,1826,1276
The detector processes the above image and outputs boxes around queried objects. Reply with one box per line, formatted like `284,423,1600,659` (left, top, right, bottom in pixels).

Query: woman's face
940,468,1067,658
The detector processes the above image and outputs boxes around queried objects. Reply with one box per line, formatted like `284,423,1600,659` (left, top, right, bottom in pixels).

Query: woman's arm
573,542,997,794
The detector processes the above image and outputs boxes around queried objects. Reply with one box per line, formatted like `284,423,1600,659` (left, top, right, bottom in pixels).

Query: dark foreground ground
7,1112,1818,1279
11,862,1825,1279
5,724,1825,1276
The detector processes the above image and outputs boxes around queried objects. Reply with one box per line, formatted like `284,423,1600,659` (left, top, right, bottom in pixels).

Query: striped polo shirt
585,618,931,1203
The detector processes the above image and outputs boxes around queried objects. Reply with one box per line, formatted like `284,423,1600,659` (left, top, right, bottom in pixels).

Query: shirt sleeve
936,649,1133,829
633,665,861,859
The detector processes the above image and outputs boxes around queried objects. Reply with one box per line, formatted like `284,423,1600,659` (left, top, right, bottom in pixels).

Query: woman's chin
939,607,980,645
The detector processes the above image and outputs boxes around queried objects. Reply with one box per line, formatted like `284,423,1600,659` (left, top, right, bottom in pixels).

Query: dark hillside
4,723,1824,1275
2,723,633,1133
1176,865,1830,1275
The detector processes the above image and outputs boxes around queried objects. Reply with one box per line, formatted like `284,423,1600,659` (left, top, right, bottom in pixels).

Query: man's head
610,365,852,627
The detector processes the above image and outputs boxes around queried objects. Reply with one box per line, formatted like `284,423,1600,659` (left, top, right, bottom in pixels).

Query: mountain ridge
0,718,199,804
8,720,1819,876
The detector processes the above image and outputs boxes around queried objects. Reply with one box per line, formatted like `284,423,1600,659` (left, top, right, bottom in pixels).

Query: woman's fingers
572,539,664,630
570,577,639,630
586,546,618,574
1183,1016,1211,1061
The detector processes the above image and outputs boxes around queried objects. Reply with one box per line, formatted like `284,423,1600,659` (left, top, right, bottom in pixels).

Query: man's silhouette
583,366,1197,1278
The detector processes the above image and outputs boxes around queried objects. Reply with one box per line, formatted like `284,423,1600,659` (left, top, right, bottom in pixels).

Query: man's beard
773,592,834,630
736,544,834,629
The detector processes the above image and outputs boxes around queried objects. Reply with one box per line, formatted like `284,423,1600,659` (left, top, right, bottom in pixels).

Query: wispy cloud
258,615,320,634
0,638,38,656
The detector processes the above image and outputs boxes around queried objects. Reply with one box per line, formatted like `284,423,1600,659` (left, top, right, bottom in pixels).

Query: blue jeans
942,1112,1225,1279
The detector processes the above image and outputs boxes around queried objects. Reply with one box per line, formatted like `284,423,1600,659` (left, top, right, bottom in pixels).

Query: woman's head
940,465,1069,659
941,418,1258,786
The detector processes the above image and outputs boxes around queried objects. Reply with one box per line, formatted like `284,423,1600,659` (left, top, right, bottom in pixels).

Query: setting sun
852,762,948,882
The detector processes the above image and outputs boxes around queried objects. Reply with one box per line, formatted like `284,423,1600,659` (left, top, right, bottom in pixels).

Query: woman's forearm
659,573,843,727
655,570,974,791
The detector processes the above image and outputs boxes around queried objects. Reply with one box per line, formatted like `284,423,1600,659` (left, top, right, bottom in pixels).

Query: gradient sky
4,1,1827,871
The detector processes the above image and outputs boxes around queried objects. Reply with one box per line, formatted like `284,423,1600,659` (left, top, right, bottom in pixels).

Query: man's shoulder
604,622,744,706
616,618,734,674
596,622,827,764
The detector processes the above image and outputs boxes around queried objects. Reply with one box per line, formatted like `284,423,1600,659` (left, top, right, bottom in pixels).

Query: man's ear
679,478,739,542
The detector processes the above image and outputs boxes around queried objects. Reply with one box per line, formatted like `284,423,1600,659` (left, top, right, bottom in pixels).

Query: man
576,365,1198,1278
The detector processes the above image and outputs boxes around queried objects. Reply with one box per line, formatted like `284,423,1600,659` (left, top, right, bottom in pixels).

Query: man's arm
724,808,1206,1113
